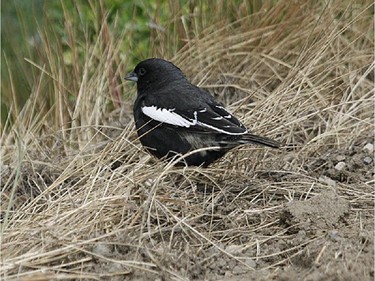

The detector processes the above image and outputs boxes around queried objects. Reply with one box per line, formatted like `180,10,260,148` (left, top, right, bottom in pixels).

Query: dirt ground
116,139,375,281
1,114,374,281
1,104,374,281
105,139,374,281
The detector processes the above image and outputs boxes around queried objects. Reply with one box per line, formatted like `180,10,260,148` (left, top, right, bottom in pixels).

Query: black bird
125,58,279,167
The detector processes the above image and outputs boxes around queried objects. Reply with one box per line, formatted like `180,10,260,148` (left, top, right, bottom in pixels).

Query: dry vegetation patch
1,1,374,280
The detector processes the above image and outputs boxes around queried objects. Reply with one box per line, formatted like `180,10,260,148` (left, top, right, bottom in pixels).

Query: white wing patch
142,106,197,127
142,105,247,135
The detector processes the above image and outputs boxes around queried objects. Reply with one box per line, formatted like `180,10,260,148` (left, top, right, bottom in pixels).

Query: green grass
1,0,270,126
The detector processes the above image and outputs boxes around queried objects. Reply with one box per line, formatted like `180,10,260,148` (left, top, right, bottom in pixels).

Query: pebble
363,157,373,165
225,245,243,255
319,176,336,187
232,265,247,275
244,258,256,269
231,258,256,274
216,257,228,268
224,271,233,277
328,230,341,242
336,155,346,162
283,155,294,162
335,161,346,171
92,244,113,257
363,143,374,154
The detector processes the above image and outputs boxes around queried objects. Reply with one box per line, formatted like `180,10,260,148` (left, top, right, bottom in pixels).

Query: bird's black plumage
125,58,279,167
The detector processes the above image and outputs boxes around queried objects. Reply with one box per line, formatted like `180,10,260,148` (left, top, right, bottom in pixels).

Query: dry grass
1,1,374,280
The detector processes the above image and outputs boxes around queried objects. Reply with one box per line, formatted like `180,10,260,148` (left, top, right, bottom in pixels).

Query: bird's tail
238,133,280,148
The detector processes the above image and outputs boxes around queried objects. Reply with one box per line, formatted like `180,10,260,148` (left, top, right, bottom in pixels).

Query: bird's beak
125,71,138,82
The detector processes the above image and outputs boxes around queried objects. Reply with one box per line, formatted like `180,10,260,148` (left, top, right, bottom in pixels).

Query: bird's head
125,58,186,90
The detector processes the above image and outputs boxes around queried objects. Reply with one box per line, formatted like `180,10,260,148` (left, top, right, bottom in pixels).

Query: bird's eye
139,68,146,76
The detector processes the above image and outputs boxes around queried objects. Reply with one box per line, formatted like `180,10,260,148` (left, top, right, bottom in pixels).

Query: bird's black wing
140,86,247,136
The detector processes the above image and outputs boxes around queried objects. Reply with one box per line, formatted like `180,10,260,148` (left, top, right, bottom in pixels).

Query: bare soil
2,134,372,281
